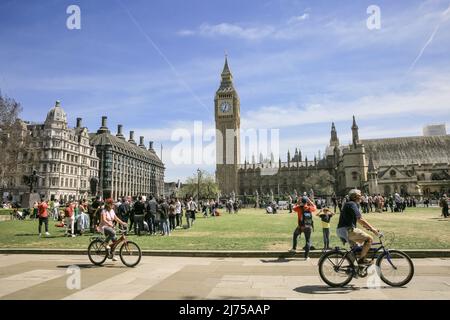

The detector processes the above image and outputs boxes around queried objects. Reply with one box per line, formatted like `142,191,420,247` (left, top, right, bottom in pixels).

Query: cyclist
337,189,379,265
98,198,127,261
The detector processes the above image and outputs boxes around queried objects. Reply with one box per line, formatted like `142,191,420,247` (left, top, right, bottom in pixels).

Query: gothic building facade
215,58,450,198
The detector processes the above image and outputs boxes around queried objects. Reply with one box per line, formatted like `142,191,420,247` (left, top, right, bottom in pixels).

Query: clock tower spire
215,55,241,196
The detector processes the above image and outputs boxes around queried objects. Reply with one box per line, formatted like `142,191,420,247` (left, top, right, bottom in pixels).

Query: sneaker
39,233,42,237
288,248,296,253
45,232,51,236
304,257,310,261
71,234,76,237
112,256,118,262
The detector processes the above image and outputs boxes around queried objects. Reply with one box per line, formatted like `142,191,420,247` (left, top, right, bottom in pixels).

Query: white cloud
287,13,310,24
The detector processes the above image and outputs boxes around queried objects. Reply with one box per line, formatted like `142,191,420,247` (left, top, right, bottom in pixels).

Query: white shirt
175,201,181,214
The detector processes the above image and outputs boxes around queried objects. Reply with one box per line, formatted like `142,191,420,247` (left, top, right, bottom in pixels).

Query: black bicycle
318,232,414,287
88,228,142,267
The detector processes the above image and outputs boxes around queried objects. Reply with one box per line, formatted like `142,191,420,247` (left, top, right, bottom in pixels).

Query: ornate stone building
90,116,165,200
8,101,99,202
215,58,450,198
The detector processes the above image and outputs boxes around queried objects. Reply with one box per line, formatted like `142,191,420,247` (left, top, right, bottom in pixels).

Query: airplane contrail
408,24,440,72
409,5,450,72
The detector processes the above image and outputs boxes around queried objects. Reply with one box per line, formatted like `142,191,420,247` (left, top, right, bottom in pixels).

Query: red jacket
293,203,317,227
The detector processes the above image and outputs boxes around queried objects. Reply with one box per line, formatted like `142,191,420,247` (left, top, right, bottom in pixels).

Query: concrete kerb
0,248,449,258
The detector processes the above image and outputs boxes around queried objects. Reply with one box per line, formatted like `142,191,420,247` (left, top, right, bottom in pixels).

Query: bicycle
318,232,414,287
88,228,142,267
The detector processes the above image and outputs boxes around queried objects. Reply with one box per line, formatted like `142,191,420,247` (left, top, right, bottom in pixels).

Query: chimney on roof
129,131,136,144
97,116,110,134
149,141,154,151
76,118,82,128
139,136,145,148
116,124,125,139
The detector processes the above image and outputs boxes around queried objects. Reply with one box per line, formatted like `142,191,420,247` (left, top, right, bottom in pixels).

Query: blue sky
1,0,450,181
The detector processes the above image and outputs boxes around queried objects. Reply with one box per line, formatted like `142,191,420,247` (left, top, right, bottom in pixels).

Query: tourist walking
169,199,176,230
175,198,182,228
133,196,146,236
440,194,449,218
147,195,158,235
64,201,75,237
38,199,50,237
186,197,197,228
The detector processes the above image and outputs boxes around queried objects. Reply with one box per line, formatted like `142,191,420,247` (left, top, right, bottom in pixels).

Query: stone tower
215,55,240,195
367,155,379,195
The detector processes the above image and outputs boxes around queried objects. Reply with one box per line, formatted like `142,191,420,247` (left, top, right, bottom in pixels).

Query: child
317,207,334,250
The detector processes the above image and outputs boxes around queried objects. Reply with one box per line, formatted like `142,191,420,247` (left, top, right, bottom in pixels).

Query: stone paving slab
0,254,449,300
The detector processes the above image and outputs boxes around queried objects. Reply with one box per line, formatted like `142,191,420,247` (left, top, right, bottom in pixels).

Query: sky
1,0,450,182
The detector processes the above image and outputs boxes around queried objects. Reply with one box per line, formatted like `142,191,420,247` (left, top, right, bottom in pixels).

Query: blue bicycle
318,232,414,287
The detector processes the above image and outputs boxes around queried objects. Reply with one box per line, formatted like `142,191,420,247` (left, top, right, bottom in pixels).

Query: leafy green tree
303,170,335,196
178,170,219,200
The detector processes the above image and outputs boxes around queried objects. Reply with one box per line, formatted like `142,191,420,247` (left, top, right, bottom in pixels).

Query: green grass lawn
0,207,449,250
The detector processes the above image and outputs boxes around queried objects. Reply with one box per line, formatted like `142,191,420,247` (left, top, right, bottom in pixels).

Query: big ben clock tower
215,55,240,196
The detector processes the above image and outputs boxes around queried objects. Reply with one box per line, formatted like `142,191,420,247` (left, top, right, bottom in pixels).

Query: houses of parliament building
214,57,450,198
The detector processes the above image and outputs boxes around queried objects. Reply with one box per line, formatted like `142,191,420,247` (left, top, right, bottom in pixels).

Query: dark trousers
292,226,312,258
133,215,145,236
322,228,330,249
38,217,49,233
146,215,155,234
169,215,176,230
128,213,135,231
176,214,182,227
443,207,449,218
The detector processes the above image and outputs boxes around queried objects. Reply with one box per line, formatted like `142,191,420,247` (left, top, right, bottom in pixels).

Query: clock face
220,101,232,113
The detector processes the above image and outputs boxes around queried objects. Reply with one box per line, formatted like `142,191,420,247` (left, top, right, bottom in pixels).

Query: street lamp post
197,168,201,203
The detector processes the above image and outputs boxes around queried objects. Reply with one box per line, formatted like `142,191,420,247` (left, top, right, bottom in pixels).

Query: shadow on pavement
56,264,127,269
294,285,359,295
260,257,297,263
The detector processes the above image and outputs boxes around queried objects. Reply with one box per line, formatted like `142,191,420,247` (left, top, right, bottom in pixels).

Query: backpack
301,211,313,228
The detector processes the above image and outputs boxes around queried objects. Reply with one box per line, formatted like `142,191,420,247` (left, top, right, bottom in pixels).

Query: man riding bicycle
98,198,127,261
337,189,379,265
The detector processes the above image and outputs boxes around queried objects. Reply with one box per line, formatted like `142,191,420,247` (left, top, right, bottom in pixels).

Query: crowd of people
14,195,236,238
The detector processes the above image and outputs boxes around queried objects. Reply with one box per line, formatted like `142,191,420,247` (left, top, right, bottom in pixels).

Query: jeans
176,213,182,227
322,228,330,249
292,226,312,258
128,213,135,231
38,217,49,233
103,226,117,243
186,211,192,228
169,215,176,230
133,215,145,236
162,219,170,235
146,215,155,234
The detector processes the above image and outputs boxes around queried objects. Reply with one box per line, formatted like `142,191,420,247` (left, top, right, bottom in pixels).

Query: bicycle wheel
119,241,142,267
318,250,354,287
376,250,414,287
88,239,108,266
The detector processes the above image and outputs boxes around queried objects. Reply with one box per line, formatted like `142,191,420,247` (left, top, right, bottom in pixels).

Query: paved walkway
0,254,449,300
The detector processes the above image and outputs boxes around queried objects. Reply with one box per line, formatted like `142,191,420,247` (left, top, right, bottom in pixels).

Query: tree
178,170,220,200
302,170,335,197
0,91,32,193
